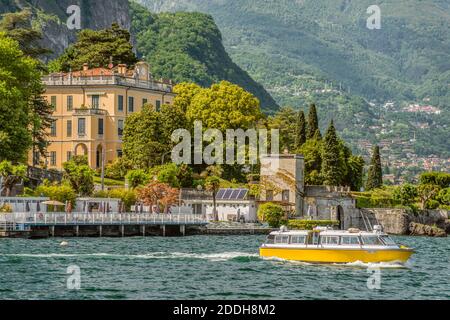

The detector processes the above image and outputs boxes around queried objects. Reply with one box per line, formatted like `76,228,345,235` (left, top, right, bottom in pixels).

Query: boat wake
1,251,260,262
339,260,410,269
261,256,409,269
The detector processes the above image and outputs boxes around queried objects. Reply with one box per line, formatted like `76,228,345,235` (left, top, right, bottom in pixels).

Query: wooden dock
0,213,208,238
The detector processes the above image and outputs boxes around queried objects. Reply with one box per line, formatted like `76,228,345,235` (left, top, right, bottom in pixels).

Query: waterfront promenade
0,213,207,238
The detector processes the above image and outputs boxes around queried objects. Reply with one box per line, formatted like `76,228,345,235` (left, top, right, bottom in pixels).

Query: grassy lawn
94,176,125,187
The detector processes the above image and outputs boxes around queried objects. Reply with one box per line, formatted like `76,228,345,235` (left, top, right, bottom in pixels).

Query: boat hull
259,247,414,264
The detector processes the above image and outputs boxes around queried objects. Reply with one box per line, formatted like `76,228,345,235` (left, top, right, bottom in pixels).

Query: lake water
0,235,448,300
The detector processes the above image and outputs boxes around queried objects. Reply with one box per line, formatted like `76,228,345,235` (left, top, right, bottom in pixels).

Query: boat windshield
360,236,384,245
265,235,275,244
379,235,397,246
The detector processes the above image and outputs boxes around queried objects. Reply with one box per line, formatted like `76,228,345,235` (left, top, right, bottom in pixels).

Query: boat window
341,236,360,245
379,235,396,246
361,236,383,245
265,235,275,244
321,236,339,245
274,235,289,244
290,235,306,244
312,232,320,245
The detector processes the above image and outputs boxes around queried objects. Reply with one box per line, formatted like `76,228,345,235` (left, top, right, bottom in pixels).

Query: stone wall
362,208,449,235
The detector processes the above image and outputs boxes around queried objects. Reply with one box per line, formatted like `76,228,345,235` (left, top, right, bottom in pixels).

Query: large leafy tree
306,103,320,140
50,23,138,72
173,82,202,113
365,145,383,190
123,105,165,169
0,11,53,159
186,81,262,131
159,103,187,146
0,33,39,162
321,120,342,186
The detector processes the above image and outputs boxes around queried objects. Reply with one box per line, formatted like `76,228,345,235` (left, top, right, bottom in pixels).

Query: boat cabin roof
269,229,385,237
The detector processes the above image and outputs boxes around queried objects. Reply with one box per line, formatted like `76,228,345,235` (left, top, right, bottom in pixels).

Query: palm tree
205,176,221,221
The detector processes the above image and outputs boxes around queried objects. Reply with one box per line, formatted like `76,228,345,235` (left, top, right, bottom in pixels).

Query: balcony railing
74,108,107,116
42,74,173,93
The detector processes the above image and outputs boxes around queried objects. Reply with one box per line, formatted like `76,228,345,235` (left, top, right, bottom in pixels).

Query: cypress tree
307,103,319,139
294,110,306,149
313,128,322,140
365,145,383,190
321,120,342,186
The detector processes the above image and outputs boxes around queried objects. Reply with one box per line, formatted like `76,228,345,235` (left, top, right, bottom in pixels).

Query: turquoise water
0,235,448,300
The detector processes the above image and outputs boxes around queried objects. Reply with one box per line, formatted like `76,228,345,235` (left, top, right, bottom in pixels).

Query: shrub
62,155,95,196
393,183,418,205
426,199,440,210
157,163,180,187
419,172,450,189
288,220,339,230
257,203,285,228
105,157,132,180
437,188,450,206
0,204,13,213
93,188,137,211
34,184,77,206
353,187,400,208
126,169,150,189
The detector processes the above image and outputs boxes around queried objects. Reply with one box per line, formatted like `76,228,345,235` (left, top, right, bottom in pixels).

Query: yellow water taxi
260,226,414,264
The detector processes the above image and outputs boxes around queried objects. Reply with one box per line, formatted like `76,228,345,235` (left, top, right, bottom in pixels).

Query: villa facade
30,62,175,170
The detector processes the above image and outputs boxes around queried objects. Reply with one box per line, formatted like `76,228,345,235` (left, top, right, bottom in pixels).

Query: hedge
288,220,339,230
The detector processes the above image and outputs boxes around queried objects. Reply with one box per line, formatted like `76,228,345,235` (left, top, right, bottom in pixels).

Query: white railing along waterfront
0,213,207,226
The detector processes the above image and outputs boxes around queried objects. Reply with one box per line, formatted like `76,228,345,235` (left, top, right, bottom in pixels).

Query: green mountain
136,0,450,159
137,0,450,106
129,2,279,111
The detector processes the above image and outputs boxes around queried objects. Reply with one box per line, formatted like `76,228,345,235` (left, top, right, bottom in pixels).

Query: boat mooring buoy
60,241,69,247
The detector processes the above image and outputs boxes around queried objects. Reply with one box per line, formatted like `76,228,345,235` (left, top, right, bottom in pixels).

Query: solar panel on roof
237,189,248,200
230,189,240,199
216,189,225,199
223,189,233,199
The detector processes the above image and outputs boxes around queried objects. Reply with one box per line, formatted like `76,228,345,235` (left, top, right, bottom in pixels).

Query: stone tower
259,154,305,217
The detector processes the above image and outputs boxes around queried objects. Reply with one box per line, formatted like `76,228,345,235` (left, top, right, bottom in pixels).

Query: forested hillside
137,0,450,106
137,0,450,159
130,2,279,111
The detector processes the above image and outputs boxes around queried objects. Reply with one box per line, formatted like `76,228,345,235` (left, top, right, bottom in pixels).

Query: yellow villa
31,62,175,170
